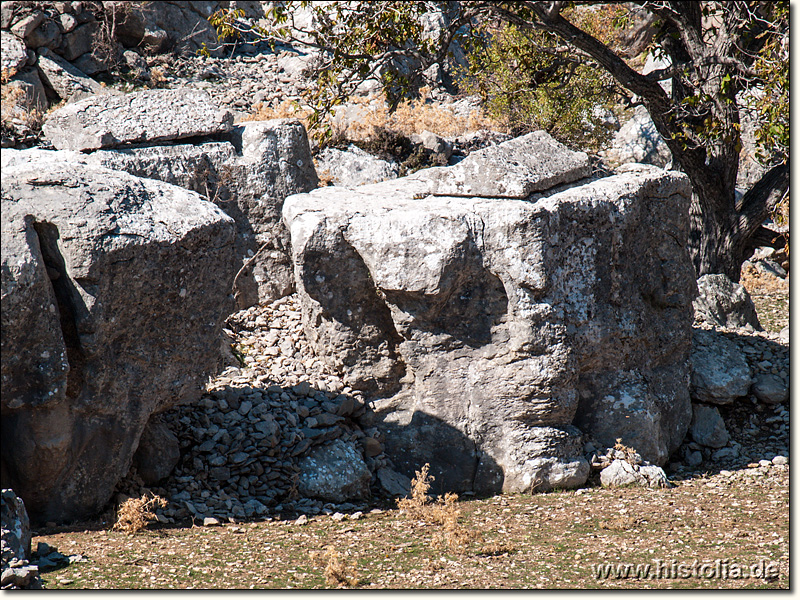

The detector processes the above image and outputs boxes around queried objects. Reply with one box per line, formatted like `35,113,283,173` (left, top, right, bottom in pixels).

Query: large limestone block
283,133,695,494
421,130,591,198
42,88,234,151
3,118,318,306
1,161,236,524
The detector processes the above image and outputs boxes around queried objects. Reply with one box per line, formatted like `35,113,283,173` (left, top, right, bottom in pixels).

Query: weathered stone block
1,161,236,523
283,134,695,494
42,88,234,151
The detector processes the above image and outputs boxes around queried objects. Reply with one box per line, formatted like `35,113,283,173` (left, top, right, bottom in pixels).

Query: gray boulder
1,489,30,566
7,114,317,306
1,161,236,524
72,118,316,306
693,273,762,330
132,418,181,485
599,460,671,488
410,130,453,160
42,88,234,151
283,131,695,494
376,467,412,497
1,31,27,78
35,47,109,103
689,404,729,448
1,489,41,590
751,373,789,405
605,105,672,168
691,329,752,404
315,145,400,187
297,440,371,502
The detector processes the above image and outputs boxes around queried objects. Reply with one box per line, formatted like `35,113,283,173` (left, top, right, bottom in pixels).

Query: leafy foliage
459,6,625,151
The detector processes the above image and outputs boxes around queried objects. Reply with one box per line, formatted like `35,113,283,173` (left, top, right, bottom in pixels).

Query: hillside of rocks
0,2,789,589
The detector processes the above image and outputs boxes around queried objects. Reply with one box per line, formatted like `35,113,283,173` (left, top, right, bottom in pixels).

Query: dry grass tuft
477,541,517,557
741,262,789,294
310,546,359,587
429,492,477,554
613,438,641,464
112,492,167,534
244,99,313,127
396,463,433,517
397,464,478,554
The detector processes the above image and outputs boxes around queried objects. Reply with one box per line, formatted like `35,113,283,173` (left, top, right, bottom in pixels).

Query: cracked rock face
283,133,695,494
1,162,236,524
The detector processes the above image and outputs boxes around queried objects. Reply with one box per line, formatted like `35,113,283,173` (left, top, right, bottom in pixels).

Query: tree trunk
687,163,789,282
688,190,745,282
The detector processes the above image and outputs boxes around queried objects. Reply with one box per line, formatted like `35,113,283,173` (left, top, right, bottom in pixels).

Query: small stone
203,517,221,527
230,452,249,465
689,404,729,448
711,447,738,462
751,374,789,405
331,512,346,522
758,459,772,468
239,400,253,415
685,449,703,467
292,381,311,396
348,511,363,520
363,437,382,457
772,455,788,466
294,515,308,526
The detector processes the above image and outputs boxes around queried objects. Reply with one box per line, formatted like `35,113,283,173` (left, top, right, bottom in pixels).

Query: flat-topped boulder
283,134,695,494
419,130,591,198
1,161,236,524
41,88,234,151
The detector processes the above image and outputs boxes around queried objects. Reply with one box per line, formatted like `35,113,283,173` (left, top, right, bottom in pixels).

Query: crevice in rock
32,221,85,400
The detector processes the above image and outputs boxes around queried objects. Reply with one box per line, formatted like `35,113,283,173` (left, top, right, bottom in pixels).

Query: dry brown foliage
397,464,478,554
244,89,501,145
148,67,167,88
332,90,500,141
310,546,359,587
741,262,789,294
613,438,640,464
244,99,313,127
112,492,167,534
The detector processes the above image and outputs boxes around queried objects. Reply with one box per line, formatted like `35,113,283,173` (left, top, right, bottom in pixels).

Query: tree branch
737,162,789,237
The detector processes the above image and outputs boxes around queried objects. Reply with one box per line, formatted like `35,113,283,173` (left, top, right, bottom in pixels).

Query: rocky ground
31,267,786,532
23,269,788,589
